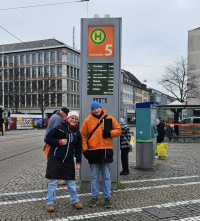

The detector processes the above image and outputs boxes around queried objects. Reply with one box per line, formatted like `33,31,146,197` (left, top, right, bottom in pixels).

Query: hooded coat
45,120,82,180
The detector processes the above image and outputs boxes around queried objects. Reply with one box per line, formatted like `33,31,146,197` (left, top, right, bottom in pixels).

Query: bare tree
37,77,64,128
158,55,199,103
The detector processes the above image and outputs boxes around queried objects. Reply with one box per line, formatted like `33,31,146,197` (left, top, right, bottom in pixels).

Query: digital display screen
152,125,157,135
87,63,113,95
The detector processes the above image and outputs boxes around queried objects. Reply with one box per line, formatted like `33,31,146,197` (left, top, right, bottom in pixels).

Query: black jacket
157,121,165,143
45,120,82,180
46,121,82,163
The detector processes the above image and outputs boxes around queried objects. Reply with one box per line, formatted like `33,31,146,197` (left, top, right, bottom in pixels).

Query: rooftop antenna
73,27,75,48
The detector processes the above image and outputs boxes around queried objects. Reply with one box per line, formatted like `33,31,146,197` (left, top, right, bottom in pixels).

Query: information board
87,63,114,95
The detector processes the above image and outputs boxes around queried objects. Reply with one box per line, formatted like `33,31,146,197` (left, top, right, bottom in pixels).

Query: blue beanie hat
90,101,102,110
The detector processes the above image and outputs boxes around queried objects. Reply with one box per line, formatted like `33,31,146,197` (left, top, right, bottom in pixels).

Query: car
179,117,200,135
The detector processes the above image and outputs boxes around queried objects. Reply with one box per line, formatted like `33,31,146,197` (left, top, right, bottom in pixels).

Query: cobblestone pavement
1,129,200,221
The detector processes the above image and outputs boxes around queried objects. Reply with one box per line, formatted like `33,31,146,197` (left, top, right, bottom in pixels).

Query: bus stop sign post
80,16,122,190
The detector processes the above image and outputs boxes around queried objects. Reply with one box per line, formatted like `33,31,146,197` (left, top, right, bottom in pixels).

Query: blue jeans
46,179,79,205
90,163,112,199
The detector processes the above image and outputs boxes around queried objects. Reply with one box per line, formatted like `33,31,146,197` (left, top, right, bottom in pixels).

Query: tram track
0,146,43,162
0,133,44,142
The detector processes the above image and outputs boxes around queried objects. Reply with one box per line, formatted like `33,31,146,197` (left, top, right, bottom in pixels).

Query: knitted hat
90,101,102,110
67,111,79,120
61,107,69,115
120,118,125,123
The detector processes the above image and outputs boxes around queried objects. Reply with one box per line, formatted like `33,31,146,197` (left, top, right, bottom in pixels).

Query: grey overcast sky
0,0,199,91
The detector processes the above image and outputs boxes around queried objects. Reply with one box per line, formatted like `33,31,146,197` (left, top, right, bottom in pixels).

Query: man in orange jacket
81,101,122,208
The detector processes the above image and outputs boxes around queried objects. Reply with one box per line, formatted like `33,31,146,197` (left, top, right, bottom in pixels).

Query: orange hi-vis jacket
81,110,122,152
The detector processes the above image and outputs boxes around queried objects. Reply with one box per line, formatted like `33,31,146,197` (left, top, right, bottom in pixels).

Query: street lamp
0,44,4,109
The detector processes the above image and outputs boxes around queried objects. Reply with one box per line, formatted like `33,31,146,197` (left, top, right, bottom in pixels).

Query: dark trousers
0,125,3,136
121,148,129,173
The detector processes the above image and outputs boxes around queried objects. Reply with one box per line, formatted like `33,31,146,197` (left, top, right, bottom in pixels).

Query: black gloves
102,130,111,138
83,150,90,159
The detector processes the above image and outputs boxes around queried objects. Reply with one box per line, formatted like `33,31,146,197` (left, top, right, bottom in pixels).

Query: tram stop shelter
157,103,200,141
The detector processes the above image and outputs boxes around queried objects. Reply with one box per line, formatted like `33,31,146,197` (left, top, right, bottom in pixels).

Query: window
26,67,30,78
38,53,43,62
21,82,25,92
9,56,13,66
57,66,62,75
9,82,13,92
57,51,62,60
51,80,55,89
51,94,55,105
74,54,77,65
32,53,36,62
77,69,79,79
26,54,30,63
4,56,7,66
4,70,8,79
57,79,62,89
71,53,73,64
20,68,25,79
57,94,62,104
77,56,80,66
26,82,31,91
32,94,37,106
27,95,31,105
51,51,55,61
51,66,55,76
9,69,13,79
77,95,80,107
38,81,43,90
44,80,49,89
71,67,74,78
44,52,49,61
67,52,70,62
20,55,24,64
44,66,49,76
32,67,37,78
38,67,43,76
45,94,49,106
0,57,2,66
21,95,25,105
32,81,37,91
67,65,71,77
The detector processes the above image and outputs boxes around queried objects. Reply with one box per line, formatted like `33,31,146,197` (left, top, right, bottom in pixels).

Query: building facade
188,27,200,116
121,69,149,123
0,39,80,117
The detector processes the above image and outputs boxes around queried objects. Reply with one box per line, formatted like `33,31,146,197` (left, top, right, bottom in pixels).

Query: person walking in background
44,107,69,186
120,118,131,175
45,111,82,212
0,118,4,136
44,107,69,142
156,119,165,143
81,101,122,208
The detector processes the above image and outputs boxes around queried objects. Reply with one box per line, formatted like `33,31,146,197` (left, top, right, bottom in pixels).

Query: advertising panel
33,118,43,129
17,118,33,129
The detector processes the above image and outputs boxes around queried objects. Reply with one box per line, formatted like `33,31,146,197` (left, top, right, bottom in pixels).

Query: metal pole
2,44,4,108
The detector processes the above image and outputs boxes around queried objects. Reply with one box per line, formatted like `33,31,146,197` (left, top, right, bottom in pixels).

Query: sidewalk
1,131,200,220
